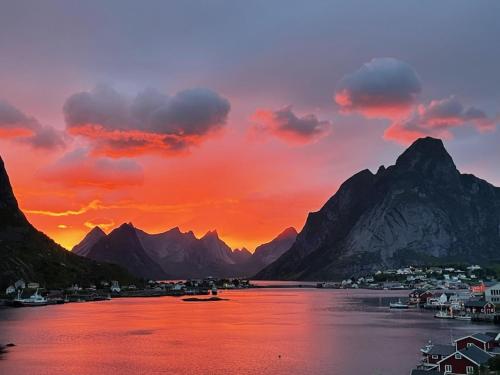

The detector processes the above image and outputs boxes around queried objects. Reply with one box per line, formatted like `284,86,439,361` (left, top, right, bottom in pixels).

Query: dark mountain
231,248,252,264
72,226,106,256
86,223,165,279
255,137,500,281
76,224,297,279
0,157,136,289
137,228,243,279
243,227,297,276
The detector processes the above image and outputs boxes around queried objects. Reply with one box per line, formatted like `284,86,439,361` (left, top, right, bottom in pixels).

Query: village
0,277,253,307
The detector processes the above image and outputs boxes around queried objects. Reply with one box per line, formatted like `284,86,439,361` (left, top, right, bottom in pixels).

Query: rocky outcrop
255,137,500,280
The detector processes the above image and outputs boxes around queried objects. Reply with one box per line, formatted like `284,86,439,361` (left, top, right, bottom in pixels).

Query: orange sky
1,117,346,251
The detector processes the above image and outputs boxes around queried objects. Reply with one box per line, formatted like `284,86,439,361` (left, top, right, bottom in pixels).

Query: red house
455,333,496,351
438,346,492,374
421,344,455,367
409,289,434,305
464,300,495,315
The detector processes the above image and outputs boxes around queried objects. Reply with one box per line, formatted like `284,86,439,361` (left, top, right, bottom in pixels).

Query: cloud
64,85,231,157
41,148,144,189
335,58,422,118
384,96,497,144
0,100,67,150
84,218,116,231
250,106,332,144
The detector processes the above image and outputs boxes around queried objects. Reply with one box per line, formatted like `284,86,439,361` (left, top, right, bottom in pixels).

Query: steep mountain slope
137,228,244,279
86,223,165,279
0,158,136,289
243,227,297,276
255,137,500,281
72,226,106,256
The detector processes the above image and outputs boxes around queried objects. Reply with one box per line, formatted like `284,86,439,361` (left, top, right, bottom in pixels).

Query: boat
211,286,218,296
454,314,472,321
12,289,48,307
389,299,409,309
434,307,454,319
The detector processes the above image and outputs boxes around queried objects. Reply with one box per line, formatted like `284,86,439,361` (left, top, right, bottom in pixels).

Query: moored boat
434,308,454,319
389,299,409,309
12,289,48,307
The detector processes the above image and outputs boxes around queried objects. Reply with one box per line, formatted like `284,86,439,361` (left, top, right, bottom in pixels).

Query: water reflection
0,289,491,375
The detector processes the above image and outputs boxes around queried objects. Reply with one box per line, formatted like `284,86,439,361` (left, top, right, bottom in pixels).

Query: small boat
389,299,409,309
211,286,218,296
434,308,454,319
454,314,472,321
13,289,48,307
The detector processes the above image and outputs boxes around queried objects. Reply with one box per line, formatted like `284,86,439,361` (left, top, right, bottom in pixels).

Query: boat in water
454,314,472,321
434,307,454,319
12,289,48,307
389,299,409,309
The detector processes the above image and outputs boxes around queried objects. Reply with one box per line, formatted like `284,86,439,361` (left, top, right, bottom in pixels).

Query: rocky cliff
255,137,500,280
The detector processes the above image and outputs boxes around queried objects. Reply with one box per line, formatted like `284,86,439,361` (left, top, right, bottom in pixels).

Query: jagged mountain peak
394,137,458,178
276,227,298,239
256,137,500,281
201,229,219,240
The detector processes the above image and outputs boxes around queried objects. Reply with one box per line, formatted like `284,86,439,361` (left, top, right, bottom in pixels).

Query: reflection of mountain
75,224,297,279
0,157,136,289
256,137,500,281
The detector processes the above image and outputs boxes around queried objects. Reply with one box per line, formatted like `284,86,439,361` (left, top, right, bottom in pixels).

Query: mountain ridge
255,137,500,281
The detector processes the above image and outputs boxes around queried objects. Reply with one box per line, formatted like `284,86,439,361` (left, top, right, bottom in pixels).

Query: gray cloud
335,58,422,118
251,106,332,144
0,100,66,150
63,85,230,156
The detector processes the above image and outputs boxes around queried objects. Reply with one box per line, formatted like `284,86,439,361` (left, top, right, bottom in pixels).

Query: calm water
0,287,494,375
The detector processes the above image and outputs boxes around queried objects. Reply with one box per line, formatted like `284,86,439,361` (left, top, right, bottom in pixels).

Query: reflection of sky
0,1,499,250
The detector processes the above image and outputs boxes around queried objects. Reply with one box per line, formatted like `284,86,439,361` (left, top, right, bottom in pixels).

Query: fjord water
0,288,489,375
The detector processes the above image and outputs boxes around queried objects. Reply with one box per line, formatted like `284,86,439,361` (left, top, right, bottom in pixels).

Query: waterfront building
463,300,495,315
485,282,500,304
5,285,16,295
455,333,497,352
14,279,26,289
437,346,492,374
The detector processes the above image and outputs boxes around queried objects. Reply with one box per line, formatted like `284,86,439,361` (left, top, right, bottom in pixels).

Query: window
466,366,474,374
467,343,473,348
445,364,452,373
432,355,438,359
455,353,462,359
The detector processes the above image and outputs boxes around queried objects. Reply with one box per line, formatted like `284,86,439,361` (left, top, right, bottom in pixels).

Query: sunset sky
1,1,499,251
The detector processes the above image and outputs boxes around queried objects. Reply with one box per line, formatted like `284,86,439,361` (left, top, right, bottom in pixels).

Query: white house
14,279,25,289
484,282,500,304
5,285,16,295
110,280,121,293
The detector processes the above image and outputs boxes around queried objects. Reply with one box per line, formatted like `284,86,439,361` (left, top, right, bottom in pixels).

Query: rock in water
255,137,500,280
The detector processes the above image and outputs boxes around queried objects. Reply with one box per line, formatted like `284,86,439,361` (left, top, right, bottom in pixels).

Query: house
421,344,455,367
438,345,492,374
409,289,433,305
485,282,500,304
464,300,495,315
5,285,16,295
110,281,121,293
455,333,496,351
14,279,25,289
